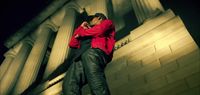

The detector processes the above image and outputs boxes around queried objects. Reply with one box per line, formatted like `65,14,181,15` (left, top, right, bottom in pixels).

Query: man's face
89,17,102,26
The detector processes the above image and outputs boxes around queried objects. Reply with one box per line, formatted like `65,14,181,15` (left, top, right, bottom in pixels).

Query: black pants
62,48,111,95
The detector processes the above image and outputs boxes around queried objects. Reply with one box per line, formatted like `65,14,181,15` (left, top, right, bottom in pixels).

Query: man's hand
74,34,79,39
75,21,91,39
81,21,91,29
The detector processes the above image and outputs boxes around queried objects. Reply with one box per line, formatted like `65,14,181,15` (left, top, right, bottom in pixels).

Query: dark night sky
0,0,52,42
0,0,199,63
0,0,52,62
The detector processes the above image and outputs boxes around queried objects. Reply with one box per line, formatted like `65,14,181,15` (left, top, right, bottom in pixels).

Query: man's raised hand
81,21,91,29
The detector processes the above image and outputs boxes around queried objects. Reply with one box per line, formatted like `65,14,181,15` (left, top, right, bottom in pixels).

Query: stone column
0,38,33,95
96,0,108,17
12,24,53,94
0,54,14,80
131,0,164,24
0,43,22,81
86,0,108,18
43,9,77,79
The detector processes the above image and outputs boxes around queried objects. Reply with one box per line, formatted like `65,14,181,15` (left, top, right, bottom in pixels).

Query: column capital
47,1,83,33
4,42,23,58
4,49,17,58
23,36,34,46
30,23,53,41
39,19,59,32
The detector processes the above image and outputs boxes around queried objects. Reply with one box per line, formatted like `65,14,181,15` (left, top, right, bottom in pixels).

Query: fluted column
0,55,14,80
0,50,15,80
12,24,53,94
0,43,22,81
131,0,164,24
0,38,33,95
43,9,77,79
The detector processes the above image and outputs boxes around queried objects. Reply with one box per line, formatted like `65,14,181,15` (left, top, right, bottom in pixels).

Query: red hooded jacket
69,19,116,58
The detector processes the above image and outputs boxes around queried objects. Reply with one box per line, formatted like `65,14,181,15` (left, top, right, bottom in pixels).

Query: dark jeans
62,48,111,95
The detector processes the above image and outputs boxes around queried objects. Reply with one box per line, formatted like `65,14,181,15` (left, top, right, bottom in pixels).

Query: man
63,13,116,95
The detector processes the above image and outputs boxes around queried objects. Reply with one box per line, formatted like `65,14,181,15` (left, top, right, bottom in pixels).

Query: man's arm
68,27,82,48
69,21,92,48
78,20,113,37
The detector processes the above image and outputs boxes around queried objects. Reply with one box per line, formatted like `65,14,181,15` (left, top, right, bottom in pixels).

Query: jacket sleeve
78,20,113,37
68,26,82,48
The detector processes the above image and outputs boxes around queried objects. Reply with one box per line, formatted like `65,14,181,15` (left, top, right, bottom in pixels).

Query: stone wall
82,10,200,95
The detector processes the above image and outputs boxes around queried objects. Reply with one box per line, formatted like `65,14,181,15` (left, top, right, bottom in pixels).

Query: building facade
0,0,199,95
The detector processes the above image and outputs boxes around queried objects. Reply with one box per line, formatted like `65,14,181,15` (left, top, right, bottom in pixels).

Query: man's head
88,13,107,26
